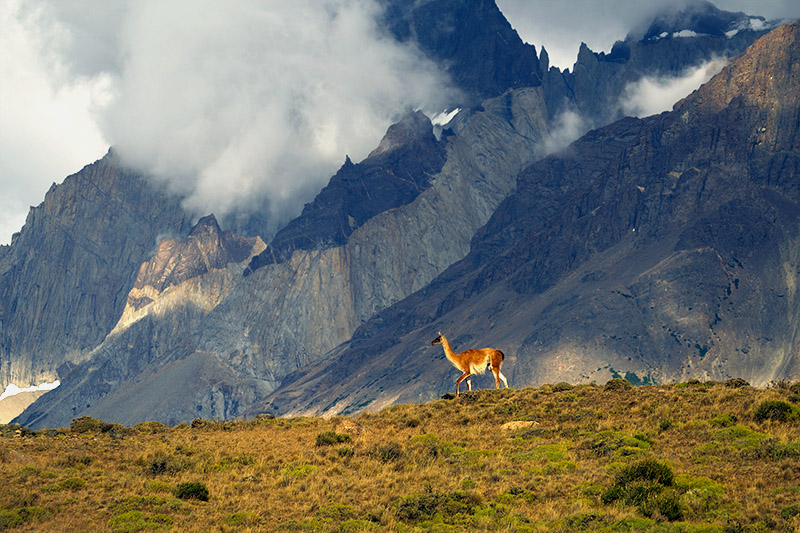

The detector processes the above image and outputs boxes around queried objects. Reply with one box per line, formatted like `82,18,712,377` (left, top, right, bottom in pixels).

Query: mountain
5,1,791,428
0,151,191,392
381,0,543,103
265,20,800,416
542,0,774,128
14,85,550,428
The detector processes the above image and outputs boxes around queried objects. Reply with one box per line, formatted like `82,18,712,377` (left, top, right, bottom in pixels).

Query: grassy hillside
1,380,799,532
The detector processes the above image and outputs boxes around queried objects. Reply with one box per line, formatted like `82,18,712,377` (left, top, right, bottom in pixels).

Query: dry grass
1,381,800,532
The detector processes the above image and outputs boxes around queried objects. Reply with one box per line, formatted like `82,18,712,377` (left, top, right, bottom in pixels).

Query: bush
147,455,186,476
315,431,352,447
174,481,209,501
368,442,403,463
395,491,482,523
753,400,797,423
724,378,750,388
69,417,128,436
638,490,683,521
605,378,633,392
552,382,574,392
58,477,87,491
603,459,677,520
225,512,260,526
0,507,46,530
710,413,738,427
70,417,105,434
132,421,169,434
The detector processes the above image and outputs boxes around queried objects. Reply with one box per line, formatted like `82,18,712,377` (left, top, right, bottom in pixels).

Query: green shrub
709,413,738,427
58,477,86,491
638,489,683,521
225,512,260,526
132,421,169,434
368,442,403,463
605,378,633,392
148,455,186,476
552,382,574,392
753,400,797,423
174,481,209,501
724,378,749,388
0,507,46,530
394,491,482,523
70,417,104,434
315,431,352,447
603,459,676,519
318,503,356,521
781,503,800,520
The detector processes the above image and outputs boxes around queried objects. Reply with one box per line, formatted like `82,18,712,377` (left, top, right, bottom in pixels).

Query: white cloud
542,109,590,155
620,59,727,118
0,0,112,244
0,0,457,244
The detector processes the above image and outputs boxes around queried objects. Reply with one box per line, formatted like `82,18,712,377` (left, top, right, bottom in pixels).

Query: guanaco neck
439,335,459,364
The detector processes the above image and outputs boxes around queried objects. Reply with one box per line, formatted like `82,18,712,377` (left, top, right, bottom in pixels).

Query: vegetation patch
753,400,799,422
0,507,46,531
602,458,681,521
2,384,800,530
605,378,633,392
173,481,209,501
315,430,352,447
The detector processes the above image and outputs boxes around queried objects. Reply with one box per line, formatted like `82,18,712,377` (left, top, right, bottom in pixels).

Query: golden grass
1,381,799,532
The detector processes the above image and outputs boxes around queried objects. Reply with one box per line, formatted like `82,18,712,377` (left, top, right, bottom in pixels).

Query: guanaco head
431,331,443,346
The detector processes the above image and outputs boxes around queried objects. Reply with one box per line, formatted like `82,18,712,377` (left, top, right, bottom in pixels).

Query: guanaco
431,332,508,396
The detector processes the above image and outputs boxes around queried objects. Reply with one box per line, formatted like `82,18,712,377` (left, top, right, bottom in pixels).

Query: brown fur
431,332,508,396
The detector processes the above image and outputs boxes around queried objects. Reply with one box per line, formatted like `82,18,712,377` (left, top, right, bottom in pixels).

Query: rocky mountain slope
0,152,191,391
6,1,788,428
266,20,800,416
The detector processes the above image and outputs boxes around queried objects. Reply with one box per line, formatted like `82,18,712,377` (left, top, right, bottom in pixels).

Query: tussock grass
1,382,799,531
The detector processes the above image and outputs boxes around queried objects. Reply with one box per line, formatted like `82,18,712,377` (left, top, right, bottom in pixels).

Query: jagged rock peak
134,214,256,293
368,111,435,158
630,0,768,41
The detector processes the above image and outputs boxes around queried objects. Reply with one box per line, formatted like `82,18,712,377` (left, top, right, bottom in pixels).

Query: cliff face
0,151,192,391
265,21,800,416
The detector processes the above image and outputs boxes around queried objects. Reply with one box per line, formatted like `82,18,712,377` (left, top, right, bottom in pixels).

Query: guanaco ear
437,331,442,336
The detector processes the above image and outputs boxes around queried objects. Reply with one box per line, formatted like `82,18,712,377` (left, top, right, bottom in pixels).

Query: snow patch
429,108,460,127
0,380,60,402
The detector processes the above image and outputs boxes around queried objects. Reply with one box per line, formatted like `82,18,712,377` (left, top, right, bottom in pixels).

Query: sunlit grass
1,380,799,531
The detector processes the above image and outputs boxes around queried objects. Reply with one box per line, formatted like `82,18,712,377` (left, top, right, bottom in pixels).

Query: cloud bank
0,0,457,243
0,0,112,244
620,59,728,117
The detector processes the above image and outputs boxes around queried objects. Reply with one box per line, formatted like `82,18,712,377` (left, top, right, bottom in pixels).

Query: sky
2,1,800,246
